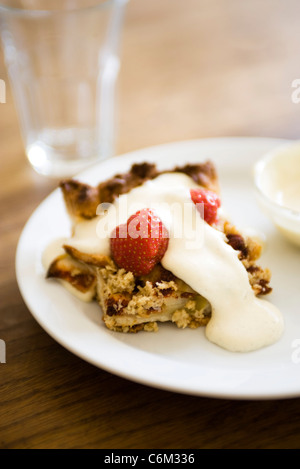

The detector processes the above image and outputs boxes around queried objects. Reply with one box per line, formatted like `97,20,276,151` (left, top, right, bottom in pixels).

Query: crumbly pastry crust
97,262,211,332
48,162,272,333
47,254,97,294
60,162,219,222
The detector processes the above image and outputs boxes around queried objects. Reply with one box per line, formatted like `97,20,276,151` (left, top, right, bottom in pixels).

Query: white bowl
254,141,300,247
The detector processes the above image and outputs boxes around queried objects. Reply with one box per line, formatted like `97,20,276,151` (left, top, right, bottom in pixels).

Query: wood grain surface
1,0,300,449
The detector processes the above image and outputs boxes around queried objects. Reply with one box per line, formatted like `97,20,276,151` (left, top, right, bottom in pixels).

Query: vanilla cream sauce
255,142,300,247
277,182,300,212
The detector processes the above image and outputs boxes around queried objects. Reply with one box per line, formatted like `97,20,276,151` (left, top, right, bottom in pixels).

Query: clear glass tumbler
0,0,127,177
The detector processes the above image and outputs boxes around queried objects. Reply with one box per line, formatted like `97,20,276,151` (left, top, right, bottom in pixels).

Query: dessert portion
44,161,284,352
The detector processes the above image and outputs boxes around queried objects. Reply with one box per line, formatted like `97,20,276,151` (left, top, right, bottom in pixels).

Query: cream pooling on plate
44,173,284,352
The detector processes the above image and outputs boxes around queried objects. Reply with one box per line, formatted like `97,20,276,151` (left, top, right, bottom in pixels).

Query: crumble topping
97,262,211,332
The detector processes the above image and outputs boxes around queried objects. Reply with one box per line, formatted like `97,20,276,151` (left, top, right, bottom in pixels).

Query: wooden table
1,0,300,449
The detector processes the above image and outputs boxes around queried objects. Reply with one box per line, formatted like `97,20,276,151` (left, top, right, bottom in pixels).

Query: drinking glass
0,0,128,177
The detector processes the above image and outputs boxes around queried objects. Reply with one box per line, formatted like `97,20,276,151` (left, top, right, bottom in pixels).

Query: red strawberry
190,188,221,225
110,209,169,276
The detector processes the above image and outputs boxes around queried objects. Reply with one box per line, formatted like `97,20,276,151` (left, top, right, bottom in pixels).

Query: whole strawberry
110,209,169,276
190,188,221,225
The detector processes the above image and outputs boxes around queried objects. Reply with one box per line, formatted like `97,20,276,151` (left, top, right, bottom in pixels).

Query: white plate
16,137,300,400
